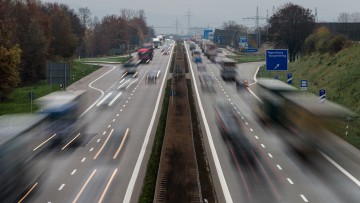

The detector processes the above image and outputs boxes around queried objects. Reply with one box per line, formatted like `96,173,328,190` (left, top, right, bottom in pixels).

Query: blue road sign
300,80,308,91
266,49,288,71
245,48,258,53
287,73,292,84
319,89,326,103
204,29,213,39
239,36,248,43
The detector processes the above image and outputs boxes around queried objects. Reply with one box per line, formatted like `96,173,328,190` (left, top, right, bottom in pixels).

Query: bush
303,26,349,54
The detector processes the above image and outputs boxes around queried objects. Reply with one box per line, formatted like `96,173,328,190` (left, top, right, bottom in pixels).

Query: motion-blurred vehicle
189,43,196,51
194,56,202,63
197,63,206,72
256,78,357,154
138,48,153,63
198,72,215,92
146,69,161,84
214,102,258,164
0,114,47,202
220,58,237,81
123,60,139,77
38,90,89,148
204,42,217,62
192,50,201,57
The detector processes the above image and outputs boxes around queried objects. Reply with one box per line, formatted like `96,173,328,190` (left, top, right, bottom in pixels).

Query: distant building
317,22,360,41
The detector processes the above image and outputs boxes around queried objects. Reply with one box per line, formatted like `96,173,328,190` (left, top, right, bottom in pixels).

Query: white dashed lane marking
277,165,282,170
300,194,309,202
58,184,65,191
287,178,294,185
71,169,77,175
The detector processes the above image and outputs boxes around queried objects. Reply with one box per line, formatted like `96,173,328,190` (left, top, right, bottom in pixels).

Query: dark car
123,61,139,77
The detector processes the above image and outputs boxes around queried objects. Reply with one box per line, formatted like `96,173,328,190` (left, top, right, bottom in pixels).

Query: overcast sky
43,0,360,34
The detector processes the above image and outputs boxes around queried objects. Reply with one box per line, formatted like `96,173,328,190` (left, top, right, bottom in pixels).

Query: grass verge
78,56,130,63
0,61,100,116
256,43,360,149
227,53,265,63
138,79,171,203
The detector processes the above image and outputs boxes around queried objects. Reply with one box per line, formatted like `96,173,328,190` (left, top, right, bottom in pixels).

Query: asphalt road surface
28,45,174,203
186,43,360,203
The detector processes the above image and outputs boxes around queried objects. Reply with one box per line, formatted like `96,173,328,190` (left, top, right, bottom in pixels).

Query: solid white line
96,92,113,106
33,134,56,151
186,42,233,202
319,150,360,187
108,92,122,106
58,184,65,191
123,43,175,203
277,164,282,170
71,169,77,175
287,178,294,184
80,66,116,118
300,194,309,202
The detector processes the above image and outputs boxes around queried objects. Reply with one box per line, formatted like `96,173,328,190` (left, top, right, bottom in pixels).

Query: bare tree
78,7,92,28
338,12,350,22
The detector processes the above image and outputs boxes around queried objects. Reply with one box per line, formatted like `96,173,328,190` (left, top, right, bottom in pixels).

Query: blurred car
123,60,139,77
146,69,161,84
199,72,215,93
214,102,258,165
197,63,206,72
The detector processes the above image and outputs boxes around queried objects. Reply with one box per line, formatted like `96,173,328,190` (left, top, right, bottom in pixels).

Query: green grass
227,53,265,63
139,79,171,203
257,43,360,149
79,55,130,63
0,61,100,116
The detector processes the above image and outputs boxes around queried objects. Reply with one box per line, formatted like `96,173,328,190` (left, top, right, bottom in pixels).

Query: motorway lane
186,44,360,203
28,46,174,202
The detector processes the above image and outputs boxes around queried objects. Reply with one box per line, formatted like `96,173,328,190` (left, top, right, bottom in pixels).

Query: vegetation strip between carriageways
138,79,171,203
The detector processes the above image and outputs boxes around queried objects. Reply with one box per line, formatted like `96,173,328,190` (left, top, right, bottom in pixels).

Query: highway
185,42,360,203
20,41,360,203
28,46,174,203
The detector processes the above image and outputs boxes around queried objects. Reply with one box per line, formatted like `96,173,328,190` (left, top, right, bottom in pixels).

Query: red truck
138,48,153,64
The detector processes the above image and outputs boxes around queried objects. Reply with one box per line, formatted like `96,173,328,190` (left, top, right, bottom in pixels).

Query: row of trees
222,3,352,62
0,0,152,100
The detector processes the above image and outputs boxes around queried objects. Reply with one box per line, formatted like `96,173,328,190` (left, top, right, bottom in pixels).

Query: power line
243,6,267,48
185,10,193,35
